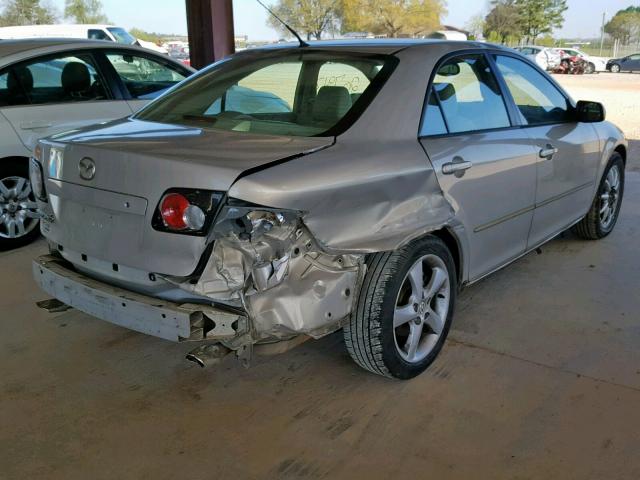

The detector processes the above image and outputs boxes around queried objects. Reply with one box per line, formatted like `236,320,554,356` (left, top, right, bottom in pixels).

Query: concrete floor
2,174,639,480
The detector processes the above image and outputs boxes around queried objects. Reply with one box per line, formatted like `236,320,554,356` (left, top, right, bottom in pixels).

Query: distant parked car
168,50,191,68
0,39,193,249
514,46,561,71
607,54,640,73
554,48,607,74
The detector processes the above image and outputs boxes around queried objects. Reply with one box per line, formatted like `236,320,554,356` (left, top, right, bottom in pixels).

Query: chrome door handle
539,145,558,159
442,160,473,176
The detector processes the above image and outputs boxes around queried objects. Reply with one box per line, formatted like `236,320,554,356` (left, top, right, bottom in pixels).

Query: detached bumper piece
33,255,246,342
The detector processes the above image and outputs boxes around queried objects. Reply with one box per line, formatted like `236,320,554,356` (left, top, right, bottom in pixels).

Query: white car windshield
107,27,136,45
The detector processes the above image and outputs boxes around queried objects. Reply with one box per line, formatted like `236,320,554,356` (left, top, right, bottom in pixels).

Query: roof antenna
256,0,309,47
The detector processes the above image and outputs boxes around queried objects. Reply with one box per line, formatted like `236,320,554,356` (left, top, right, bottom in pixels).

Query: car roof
0,38,194,71
240,39,506,55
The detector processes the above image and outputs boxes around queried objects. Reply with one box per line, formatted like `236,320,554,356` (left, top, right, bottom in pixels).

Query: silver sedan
31,40,627,379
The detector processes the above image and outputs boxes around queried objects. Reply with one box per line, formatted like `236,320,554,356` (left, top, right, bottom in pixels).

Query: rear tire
585,63,595,74
0,161,41,251
574,154,624,240
344,236,456,379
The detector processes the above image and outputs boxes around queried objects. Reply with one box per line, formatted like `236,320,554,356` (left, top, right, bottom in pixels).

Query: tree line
481,0,567,45
604,6,640,45
267,0,445,40
0,0,107,27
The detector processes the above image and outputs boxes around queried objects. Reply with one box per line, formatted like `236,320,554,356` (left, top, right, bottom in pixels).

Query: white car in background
0,39,193,249
0,24,168,55
0,24,137,44
513,46,561,71
554,48,607,74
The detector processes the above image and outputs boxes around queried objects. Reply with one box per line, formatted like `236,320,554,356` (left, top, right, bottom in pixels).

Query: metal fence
578,41,639,59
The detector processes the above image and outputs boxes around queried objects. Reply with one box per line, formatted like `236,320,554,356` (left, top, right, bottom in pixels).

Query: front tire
0,161,41,251
344,236,456,379
610,64,621,73
585,62,595,74
574,154,624,240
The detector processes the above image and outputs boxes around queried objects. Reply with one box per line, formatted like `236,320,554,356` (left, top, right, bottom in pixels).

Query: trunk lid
42,118,332,276
49,118,331,194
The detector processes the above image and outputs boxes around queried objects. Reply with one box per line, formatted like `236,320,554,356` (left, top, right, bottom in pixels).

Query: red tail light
153,189,224,236
159,192,208,231
160,193,190,230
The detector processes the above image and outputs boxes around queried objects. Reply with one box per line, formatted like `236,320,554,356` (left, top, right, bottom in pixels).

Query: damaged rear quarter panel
228,139,454,253
227,46,458,254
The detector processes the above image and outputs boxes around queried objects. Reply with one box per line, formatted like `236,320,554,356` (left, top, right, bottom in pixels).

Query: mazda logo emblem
78,157,96,181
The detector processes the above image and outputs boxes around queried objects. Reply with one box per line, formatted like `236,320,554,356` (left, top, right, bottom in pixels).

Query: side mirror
576,100,605,123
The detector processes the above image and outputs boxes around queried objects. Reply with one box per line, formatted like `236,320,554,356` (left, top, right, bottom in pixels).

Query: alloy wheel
599,165,621,230
393,254,450,363
0,176,40,239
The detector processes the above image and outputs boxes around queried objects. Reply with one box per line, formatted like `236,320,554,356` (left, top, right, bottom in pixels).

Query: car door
492,54,601,248
0,50,132,152
419,53,539,280
101,51,190,113
626,54,640,71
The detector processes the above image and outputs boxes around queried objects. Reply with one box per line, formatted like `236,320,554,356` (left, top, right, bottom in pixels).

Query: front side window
0,53,108,106
423,54,510,135
135,52,392,137
105,53,187,99
494,55,571,125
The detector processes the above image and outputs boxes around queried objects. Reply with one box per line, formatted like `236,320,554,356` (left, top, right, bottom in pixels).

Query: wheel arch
363,226,466,289
430,227,464,289
1,155,31,168
614,144,627,166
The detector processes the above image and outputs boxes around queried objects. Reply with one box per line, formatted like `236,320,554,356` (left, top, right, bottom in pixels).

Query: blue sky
49,0,636,40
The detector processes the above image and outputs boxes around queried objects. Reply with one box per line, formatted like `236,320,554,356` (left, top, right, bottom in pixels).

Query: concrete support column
185,0,235,70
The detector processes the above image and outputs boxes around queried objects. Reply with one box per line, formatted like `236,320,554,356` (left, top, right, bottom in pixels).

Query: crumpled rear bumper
33,255,245,342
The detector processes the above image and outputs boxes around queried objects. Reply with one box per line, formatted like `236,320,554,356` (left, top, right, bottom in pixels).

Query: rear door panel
421,132,538,280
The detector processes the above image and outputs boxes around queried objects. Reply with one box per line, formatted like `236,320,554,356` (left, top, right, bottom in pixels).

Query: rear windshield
134,51,395,137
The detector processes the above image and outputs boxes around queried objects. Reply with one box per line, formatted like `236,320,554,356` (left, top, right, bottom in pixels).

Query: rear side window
494,55,570,125
420,88,447,136
0,53,108,107
421,54,510,135
135,52,393,137
105,53,187,99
